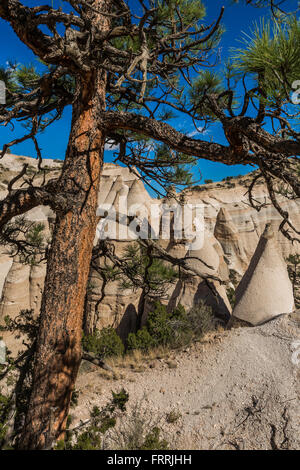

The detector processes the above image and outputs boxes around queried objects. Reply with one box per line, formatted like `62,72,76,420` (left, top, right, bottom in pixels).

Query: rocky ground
74,312,300,450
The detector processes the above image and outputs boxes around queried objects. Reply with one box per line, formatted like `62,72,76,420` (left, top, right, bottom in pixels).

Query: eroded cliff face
0,154,299,340
183,179,299,274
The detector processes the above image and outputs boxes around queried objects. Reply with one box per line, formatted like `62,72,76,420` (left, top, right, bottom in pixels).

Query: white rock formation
0,154,299,335
185,233,220,278
171,233,232,321
233,223,295,325
214,207,249,273
0,252,13,297
29,261,47,316
0,259,31,319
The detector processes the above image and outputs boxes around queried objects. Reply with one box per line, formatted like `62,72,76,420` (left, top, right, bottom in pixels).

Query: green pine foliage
0,61,75,138
0,217,47,266
139,427,169,450
232,17,300,106
157,0,206,25
146,302,185,346
189,71,226,121
188,15,300,127
120,243,179,299
153,143,197,188
54,386,169,450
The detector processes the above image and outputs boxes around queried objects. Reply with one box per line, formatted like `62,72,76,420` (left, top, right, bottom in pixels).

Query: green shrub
127,327,154,352
144,302,190,348
188,301,215,338
127,303,174,352
226,287,236,309
71,428,103,450
140,427,169,450
56,389,169,451
146,302,174,347
167,303,193,347
82,327,124,358
127,301,214,353
56,389,129,450
111,389,129,413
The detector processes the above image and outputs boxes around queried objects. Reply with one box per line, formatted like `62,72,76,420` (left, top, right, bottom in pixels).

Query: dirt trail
75,313,300,450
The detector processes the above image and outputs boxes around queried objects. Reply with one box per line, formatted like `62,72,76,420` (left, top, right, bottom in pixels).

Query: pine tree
0,0,299,449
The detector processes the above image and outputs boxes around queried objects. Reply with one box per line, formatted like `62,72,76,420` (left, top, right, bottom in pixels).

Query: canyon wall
0,154,299,342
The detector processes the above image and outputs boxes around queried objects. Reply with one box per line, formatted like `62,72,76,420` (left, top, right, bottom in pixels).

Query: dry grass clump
106,345,171,370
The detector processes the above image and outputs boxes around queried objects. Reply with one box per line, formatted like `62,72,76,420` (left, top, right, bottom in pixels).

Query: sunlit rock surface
0,154,299,338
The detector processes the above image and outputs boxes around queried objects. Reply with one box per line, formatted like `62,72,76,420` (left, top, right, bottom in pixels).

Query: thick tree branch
0,1,86,71
101,111,256,165
141,239,224,284
208,95,300,157
0,2,56,61
234,120,300,157
0,180,61,229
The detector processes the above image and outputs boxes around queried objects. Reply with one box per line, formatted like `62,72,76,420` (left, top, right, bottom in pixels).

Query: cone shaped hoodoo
233,223,295,326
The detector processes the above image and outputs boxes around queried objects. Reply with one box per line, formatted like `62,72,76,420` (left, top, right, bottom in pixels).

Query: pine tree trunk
17,1,111,449
18,67,107,449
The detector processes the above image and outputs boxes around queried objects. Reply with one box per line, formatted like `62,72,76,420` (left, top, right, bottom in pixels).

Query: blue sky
0,0,298,188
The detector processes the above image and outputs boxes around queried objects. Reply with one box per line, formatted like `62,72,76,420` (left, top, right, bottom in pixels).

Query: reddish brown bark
18,2,110,450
